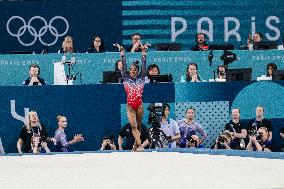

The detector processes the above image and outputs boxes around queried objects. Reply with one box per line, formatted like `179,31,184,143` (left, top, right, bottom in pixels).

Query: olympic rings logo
6,16,69,46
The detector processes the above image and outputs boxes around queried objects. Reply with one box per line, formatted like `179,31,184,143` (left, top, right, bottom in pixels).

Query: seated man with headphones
23,64,46,86
190,33,209,51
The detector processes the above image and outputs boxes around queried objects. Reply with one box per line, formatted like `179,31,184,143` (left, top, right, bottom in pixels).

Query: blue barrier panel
0,50,284,86
0,81,283,153
0,83,175,153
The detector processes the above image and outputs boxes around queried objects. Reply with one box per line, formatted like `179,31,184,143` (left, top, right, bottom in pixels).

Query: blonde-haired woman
54,115,84,152
58,36,76,53
17,111,55,154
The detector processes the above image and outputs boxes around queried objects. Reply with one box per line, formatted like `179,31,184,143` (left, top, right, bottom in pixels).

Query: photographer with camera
186,135,204,148
54,115,84,152
213,131,234,150
160,103,180,148
247,105,272,141
246,127,272,152
224,108,247,150
100,135,116,150
178,107,207,148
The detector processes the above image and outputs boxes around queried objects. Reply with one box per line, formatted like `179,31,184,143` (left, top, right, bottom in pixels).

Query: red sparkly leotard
121,55,146,110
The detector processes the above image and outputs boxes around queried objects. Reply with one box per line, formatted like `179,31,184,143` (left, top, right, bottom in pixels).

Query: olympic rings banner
0,0,121,54
6,16,69,47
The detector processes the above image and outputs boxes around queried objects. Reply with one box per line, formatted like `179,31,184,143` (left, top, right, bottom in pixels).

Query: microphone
208,49,213,67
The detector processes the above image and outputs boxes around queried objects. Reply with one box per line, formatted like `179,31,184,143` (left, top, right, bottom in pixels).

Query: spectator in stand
190,33,209,51
178,107,207,148
87,35,106,53
58,36,77,53
266,63,277,78
118,123,149,150
23,64,46,86
54,115,84,152
147,64,160,76
115,59,123,72
246,127,272,152
252,32,264,50
216,65,226,81
240,33,253,50
180,63,204,82
253,32,263,43
247,105,272,141
126,33,142,52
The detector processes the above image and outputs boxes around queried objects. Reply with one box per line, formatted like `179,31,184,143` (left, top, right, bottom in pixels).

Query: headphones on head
196,33,207,42
29,64,40,75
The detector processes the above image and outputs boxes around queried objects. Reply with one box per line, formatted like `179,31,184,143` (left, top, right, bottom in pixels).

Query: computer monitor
102,71,122,83
210,44,234,50
272,70,284,80
149,74,172,83
226,68,252,81
156,43,181,51
253,42,277,50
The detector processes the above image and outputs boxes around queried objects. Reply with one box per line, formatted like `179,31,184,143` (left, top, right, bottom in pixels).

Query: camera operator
224,108,247,150
186,135,204,148
147,103,168,149
100,135,116,150
160,104,180,148
247,105,272,140
246,127,272,152
213,131,234,150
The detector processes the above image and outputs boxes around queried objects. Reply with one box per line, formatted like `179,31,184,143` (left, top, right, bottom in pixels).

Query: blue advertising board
1,0,284,53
